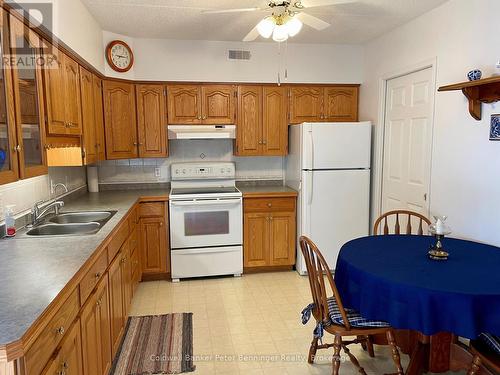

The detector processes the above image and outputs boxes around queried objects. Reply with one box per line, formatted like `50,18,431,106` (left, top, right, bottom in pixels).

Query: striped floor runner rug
112,313,195,375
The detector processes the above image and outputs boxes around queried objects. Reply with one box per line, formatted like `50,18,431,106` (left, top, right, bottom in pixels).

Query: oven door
169,197,242,249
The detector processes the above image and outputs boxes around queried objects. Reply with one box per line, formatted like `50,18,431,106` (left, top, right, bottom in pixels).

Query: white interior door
381,67,434,215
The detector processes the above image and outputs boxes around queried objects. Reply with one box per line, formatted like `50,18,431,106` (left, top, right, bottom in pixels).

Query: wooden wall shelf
438,76,500,120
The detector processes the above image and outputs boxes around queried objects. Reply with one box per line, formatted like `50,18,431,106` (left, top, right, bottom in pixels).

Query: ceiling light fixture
257,13,303,42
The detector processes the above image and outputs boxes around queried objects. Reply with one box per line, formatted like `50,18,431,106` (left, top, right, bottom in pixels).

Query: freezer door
299,169,370,272
302,122,372,170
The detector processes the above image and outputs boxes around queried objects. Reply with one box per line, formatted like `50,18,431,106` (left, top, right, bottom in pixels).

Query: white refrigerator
285,122,372,275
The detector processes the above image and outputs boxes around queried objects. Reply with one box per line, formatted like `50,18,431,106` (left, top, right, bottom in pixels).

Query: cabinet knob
55,326,65,335
258,141,263,145
13,145,21,152
121,257,126,264
95,272,101,279
96,298,102,306
267,203,272,207
262,140,267,145
133,142,138,146
202,115,207,120
159,221,163,227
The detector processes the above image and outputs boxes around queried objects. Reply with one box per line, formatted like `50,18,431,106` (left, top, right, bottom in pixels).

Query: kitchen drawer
244,197,296,213
108,220,129,261
129,206,139,232
79,249,108,304
139,202,165,217
24,288,80,375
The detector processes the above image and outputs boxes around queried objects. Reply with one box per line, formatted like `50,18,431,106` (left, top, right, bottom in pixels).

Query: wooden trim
140,272,170,281
243,265,294,273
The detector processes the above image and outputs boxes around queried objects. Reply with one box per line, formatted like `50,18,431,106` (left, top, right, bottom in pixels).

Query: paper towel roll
87,166,99,192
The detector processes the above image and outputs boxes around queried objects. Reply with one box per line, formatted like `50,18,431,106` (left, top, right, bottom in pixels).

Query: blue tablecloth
334,235,500,339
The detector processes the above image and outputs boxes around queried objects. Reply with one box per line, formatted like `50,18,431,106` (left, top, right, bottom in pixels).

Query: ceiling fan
202,0,358,42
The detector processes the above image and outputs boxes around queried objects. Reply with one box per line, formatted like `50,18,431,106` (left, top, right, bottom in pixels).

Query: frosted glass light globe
272,24,289,42
257,17,275,38
286,17,303,37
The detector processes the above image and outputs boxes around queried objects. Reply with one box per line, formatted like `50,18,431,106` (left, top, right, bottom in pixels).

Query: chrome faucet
31,200,64,226
52,182,68,195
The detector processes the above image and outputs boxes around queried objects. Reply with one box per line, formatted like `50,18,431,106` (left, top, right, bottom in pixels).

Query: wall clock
106,40,134,72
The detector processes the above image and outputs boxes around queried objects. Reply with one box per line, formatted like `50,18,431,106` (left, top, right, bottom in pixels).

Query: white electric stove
169,162,243,282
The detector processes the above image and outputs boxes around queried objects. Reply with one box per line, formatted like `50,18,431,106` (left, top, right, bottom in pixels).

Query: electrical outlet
154,167,161,178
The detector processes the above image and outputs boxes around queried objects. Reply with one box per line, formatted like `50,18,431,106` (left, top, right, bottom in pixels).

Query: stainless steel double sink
24,211,117,237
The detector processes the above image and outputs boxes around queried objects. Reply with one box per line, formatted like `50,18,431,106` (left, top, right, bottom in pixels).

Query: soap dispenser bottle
5,205,16,237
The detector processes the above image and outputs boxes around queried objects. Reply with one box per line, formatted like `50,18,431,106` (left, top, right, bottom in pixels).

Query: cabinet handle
133,142,138,146
262,140,267,145
121,257,126,263
95,272,101,279
55,326,65,335
13,145,21,152
202,115,207,120
96,298,102,306
258,141,263,145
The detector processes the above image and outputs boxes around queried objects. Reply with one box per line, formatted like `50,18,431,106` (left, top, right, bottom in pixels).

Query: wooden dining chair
373,210,431,235
467,334,500,375
299,236,404,375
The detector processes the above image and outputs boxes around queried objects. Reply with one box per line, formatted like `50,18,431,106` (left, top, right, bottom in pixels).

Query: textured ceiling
82,0,448,44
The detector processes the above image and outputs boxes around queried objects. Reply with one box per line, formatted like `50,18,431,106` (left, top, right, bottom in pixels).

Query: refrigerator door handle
307,170,313,205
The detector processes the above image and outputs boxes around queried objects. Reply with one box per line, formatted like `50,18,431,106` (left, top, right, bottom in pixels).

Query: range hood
168,125,236,140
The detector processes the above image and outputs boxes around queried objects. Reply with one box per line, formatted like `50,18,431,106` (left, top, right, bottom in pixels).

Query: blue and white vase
467,69,482,81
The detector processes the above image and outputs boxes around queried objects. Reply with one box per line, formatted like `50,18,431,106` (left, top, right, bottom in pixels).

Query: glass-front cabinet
9,14,47,179
0,9,19,184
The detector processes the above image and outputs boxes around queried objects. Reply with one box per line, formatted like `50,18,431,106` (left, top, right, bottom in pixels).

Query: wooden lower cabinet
243,196,297,270
80,277,112,375
139,202,169,278
42,321,83,375
108,250,125,356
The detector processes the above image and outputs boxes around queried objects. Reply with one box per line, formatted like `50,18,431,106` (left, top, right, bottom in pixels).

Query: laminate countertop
236,182,298,198
0,189,169,348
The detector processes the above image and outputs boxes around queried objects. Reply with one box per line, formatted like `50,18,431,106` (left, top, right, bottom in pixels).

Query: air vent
228,50,251,61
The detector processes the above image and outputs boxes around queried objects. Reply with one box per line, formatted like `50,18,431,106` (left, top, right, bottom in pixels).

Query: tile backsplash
0,167,86,221
98,140,285,184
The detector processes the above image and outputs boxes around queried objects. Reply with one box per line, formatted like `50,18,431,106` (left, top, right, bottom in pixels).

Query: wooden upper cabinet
236,86,262,156
136,84,168,158
201,85,235,124
8,14,46,182
64,57,82,134
323,86,358,122
167,85,201,124
103,80,138,159
289,86,322,123
262,86,288,155
79,67,97,164
167,84,235,125
235,85,288,156
43,49,82,136
43,50,67,135
92,75,106,161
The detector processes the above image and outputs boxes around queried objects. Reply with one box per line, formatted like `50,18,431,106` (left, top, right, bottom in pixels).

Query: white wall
103,35,364,83
14,0,105,72
361,0,500,246
98,140,284,184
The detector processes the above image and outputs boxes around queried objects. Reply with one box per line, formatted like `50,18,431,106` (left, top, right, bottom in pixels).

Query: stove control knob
220,168,225,174
182,169,186,174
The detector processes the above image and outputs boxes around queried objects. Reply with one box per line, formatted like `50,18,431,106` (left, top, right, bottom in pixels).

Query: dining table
334,234,500,375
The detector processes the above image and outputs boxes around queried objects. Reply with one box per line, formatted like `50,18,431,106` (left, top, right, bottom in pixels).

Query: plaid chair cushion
327,297,390,328
478,333,500,354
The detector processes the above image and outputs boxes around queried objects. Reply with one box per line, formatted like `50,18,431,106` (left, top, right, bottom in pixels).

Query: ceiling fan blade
242,26,260,42
296,12,331,30
293,0,357,8
202,7,264,14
